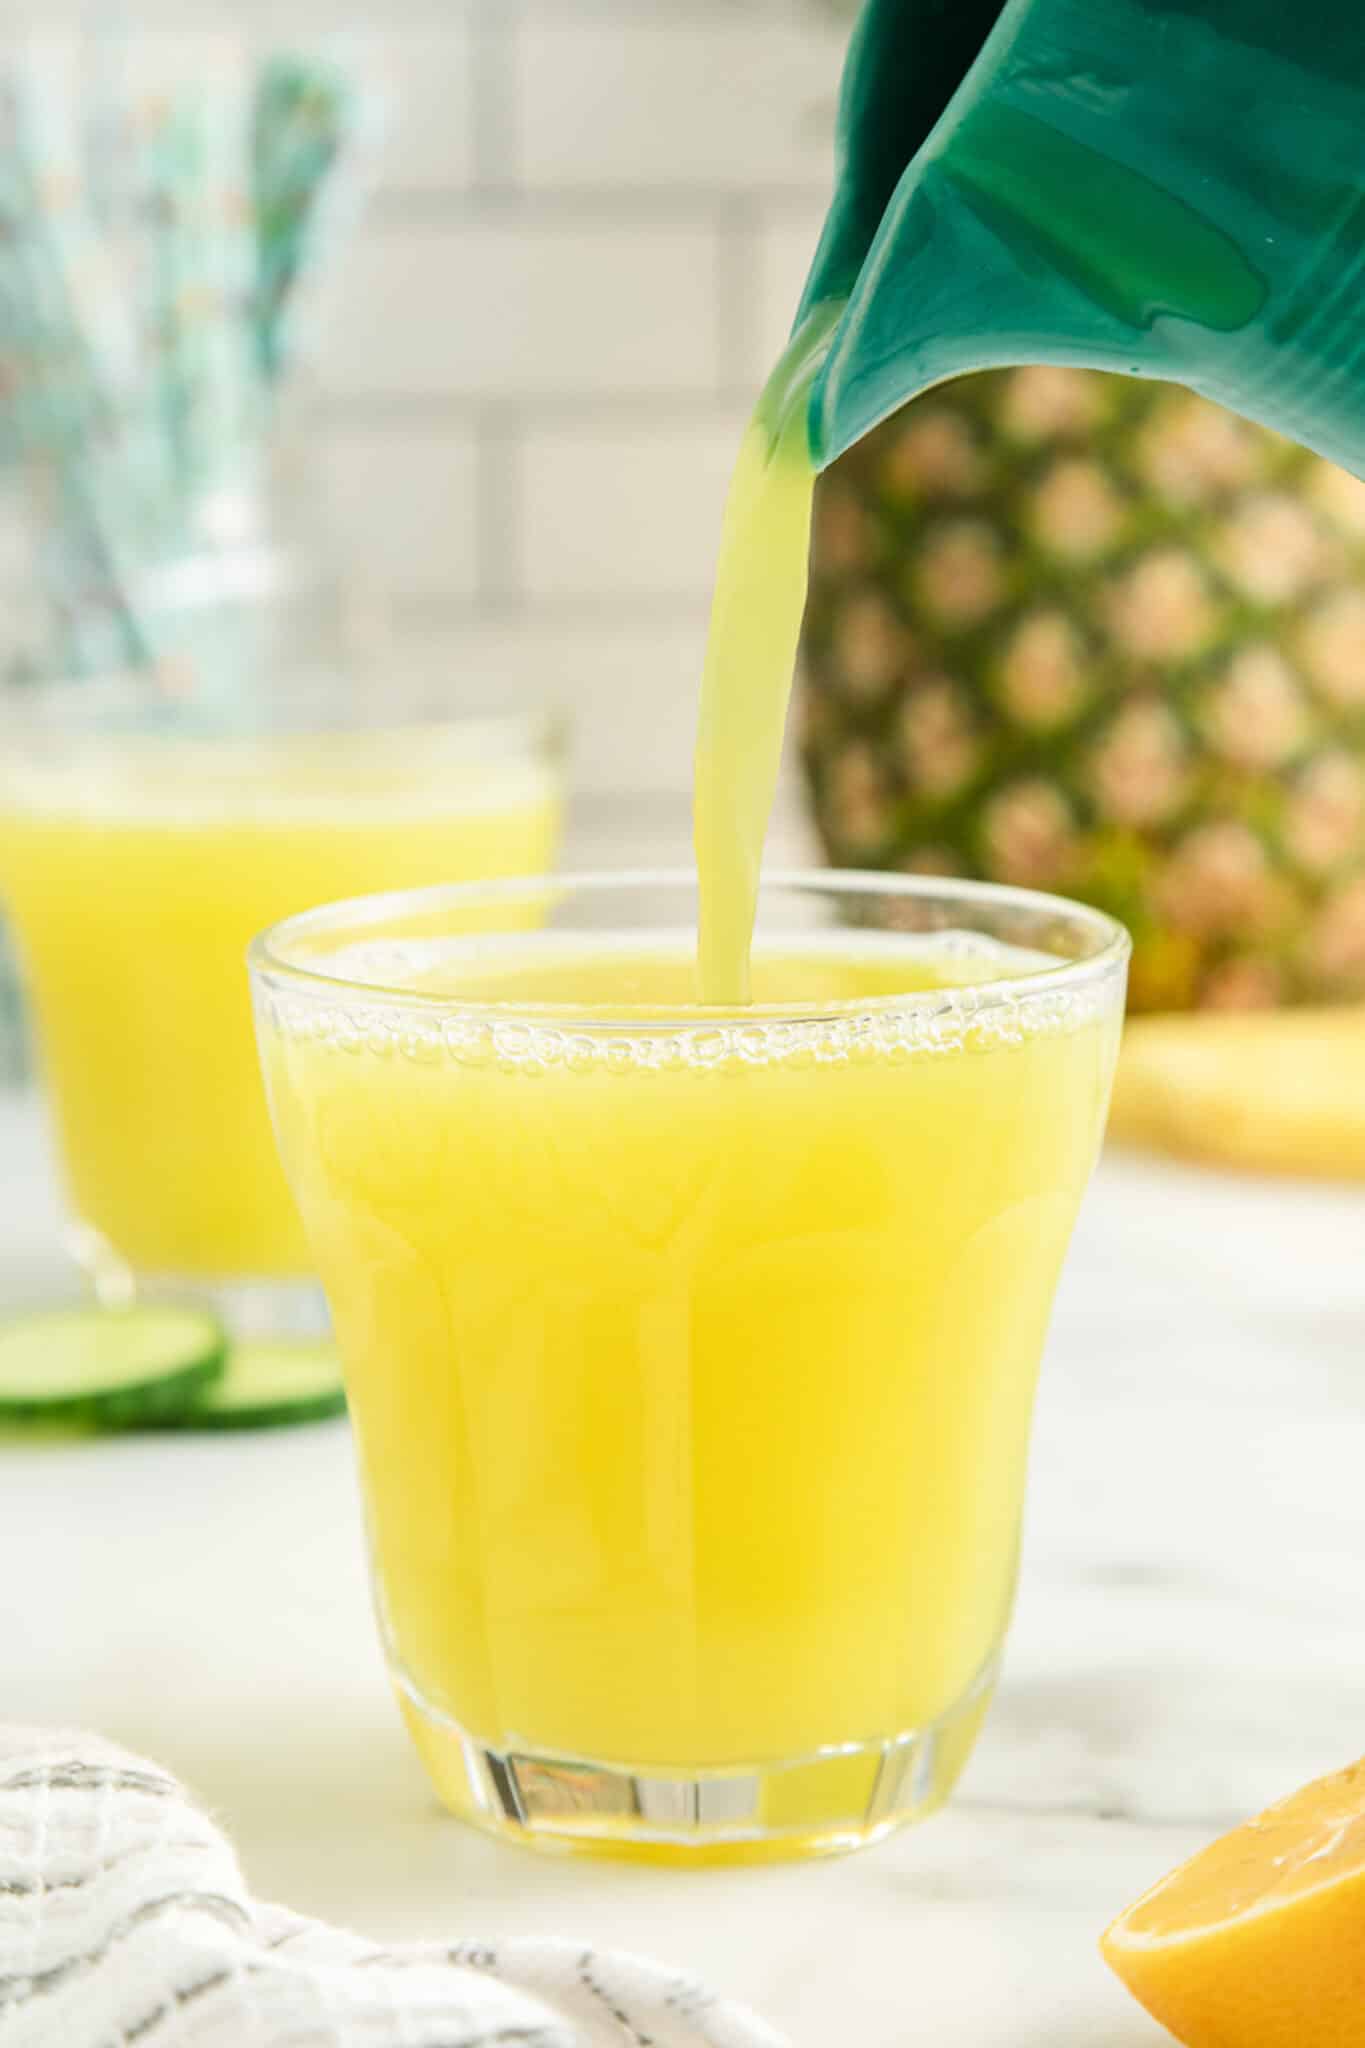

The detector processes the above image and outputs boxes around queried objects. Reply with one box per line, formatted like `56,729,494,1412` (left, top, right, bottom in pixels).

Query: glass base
396,1658,998,1864
66,1220,328,1341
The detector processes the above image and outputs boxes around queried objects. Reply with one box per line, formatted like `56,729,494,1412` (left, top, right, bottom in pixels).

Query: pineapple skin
800,367,1365,1017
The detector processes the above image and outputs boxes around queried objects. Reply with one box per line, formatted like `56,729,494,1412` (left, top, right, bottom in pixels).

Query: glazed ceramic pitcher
798,0,1365,473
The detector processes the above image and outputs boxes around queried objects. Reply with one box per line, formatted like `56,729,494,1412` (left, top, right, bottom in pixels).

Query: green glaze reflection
943,104,1266,335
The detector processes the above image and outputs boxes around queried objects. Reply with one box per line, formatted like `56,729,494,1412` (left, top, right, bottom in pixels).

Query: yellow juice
264,933,1119,1775
693,307,843,1007
693,395,817,1004
0,726,560,1278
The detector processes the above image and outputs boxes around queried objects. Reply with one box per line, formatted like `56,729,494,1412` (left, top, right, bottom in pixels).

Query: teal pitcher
800,0,1365,474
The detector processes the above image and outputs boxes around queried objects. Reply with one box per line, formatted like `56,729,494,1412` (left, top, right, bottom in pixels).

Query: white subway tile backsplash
318,424,478,599
515,19,842,193
315,220,722,400
748,207,825,383
374,25,474,195
519,413,747,602
394,617,708,793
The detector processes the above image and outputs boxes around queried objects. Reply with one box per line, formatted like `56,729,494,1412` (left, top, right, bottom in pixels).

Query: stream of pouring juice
694,318,832,1003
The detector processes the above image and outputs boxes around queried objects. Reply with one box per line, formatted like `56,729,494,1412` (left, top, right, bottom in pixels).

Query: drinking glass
0,681,562,1337
251,871,1127,1858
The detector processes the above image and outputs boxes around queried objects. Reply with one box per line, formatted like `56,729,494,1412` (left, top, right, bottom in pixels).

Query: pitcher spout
802,0,1365,479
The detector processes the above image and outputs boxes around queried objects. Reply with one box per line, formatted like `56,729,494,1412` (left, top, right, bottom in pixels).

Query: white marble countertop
4,802,1365,2045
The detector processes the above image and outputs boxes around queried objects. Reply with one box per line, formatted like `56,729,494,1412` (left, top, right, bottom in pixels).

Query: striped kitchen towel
0,1727,791,2048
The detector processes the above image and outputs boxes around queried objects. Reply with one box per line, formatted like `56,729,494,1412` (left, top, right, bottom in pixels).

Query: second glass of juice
0,684,562,1331
252,871,1128,1859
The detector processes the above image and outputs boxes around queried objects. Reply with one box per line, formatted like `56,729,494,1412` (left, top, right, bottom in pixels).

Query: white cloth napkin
0,1727,791,2048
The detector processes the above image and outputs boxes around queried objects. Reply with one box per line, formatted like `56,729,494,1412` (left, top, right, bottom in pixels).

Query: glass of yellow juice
250,871,1128,1860
0,683,563,1335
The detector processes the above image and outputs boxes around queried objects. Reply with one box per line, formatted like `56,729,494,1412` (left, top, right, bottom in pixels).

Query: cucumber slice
0,1304,227,1426
175,1339,347,1430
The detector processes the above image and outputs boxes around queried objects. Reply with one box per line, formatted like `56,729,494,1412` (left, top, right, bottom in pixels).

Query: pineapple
801,367,1365,1014
1108,1006,1365,1179
799,368,1365,1173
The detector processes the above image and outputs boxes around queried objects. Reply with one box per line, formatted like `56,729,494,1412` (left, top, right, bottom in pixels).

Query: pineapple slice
1110,1008,1365,1180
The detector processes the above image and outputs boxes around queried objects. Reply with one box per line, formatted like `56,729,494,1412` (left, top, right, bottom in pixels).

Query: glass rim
249,867,1132,1026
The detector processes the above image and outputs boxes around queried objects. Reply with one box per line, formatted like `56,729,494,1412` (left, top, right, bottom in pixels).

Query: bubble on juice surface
267,926,1116,1078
